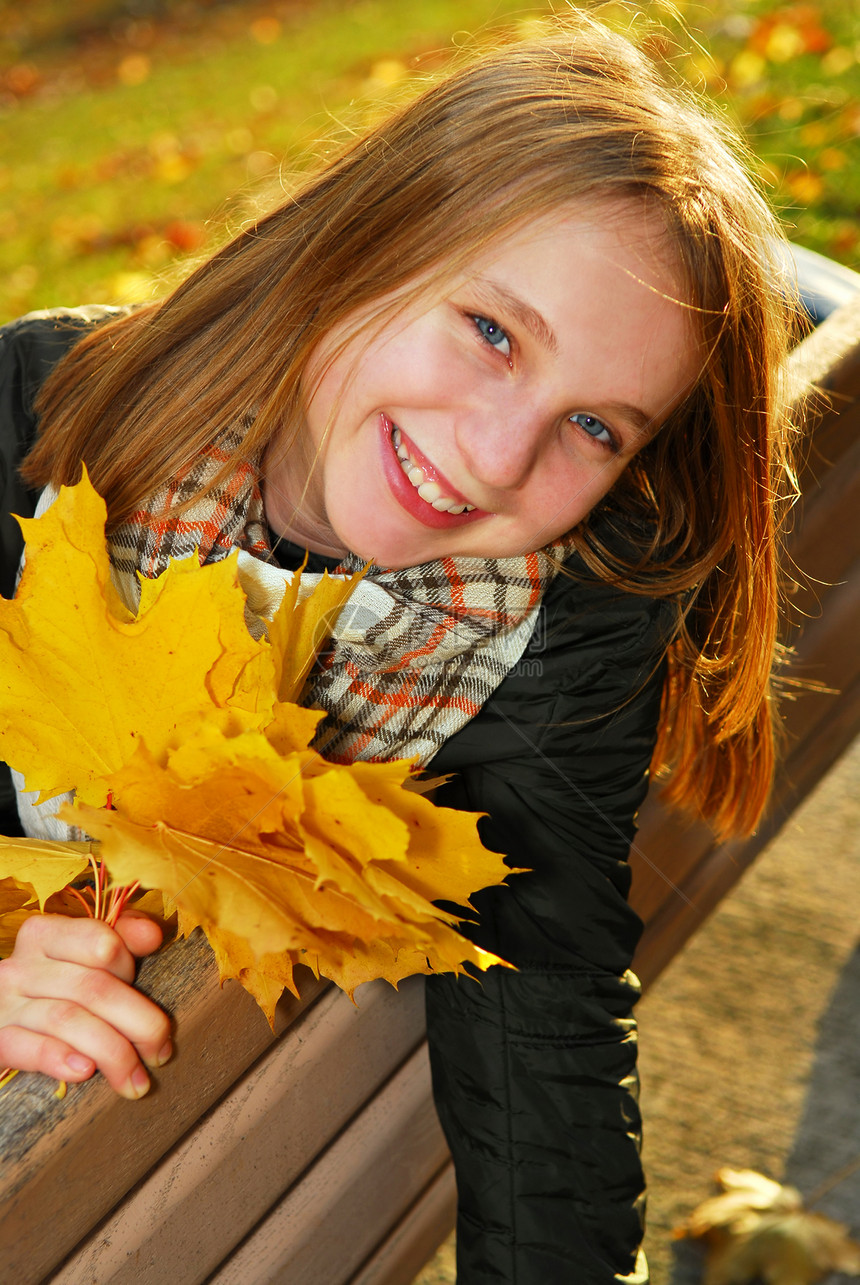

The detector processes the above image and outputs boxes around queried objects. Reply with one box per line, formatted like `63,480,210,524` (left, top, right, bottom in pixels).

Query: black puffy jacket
427,557,673,1284
0,308,677,1283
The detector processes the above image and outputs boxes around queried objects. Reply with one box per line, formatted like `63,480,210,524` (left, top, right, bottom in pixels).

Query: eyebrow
475,276,560,357
605,401,654,440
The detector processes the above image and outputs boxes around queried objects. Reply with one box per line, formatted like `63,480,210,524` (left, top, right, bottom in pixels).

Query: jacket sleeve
426,572,675,1284
0,307,119,831
0,306,121,596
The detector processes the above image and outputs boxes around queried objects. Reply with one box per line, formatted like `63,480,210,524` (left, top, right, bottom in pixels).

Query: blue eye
473,315,511,358
569,412,614,449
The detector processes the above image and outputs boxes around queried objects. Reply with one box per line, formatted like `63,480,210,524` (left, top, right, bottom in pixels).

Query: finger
16,915,138,985
50,958,171,1067
0,1025,96,1085
114,913,163,959
6,995,166,1099
6,952,172,1076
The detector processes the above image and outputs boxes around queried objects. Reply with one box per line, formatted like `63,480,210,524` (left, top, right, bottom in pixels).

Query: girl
0,15,797,1282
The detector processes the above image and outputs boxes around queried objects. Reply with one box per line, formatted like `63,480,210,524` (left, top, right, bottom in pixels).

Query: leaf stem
66,885,95,917
104,879,141,928
79,852,138,927
0,1068,19,1094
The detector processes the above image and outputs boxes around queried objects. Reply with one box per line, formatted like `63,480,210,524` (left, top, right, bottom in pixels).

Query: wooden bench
1,289,859,1284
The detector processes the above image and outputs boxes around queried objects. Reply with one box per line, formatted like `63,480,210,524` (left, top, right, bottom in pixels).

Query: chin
332,518,430,570
366,545,433,570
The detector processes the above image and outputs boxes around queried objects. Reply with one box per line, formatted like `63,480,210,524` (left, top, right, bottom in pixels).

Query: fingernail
145,1039,172,1070
122,1065,151,1100
66,1053,93,1075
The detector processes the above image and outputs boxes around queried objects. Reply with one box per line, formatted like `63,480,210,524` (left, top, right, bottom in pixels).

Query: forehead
454,197,687,302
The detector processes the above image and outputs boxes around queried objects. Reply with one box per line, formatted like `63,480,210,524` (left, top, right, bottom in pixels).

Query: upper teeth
392,427,475,514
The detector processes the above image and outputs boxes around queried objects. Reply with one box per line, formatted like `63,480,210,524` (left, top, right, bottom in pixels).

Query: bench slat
52,977,426,1284
208,1043,449,1284
350,1164,457,1285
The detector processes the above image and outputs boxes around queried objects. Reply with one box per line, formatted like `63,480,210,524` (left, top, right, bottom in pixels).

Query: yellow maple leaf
306,934,506,999
0,471,275,806
189,907,503,1025
0,880,38,956
190,916,302,1027
0,838,93,908
263,557,361,705
341,759,524,910
256,699,326,757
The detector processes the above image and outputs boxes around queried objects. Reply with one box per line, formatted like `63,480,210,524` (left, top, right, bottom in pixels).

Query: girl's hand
0,913,170,1100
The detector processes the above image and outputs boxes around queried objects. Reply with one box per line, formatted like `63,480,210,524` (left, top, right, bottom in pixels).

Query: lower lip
377,415,486,530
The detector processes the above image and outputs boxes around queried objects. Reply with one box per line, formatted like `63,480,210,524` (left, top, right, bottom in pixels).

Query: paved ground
639,733,860,1283
415,734,860,1284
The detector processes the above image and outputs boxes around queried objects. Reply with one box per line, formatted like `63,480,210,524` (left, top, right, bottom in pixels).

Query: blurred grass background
1,0,858,325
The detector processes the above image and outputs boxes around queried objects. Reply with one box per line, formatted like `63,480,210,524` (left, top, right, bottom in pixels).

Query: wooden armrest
0,932,317,1278
630,292,860,984
0,926,439,1282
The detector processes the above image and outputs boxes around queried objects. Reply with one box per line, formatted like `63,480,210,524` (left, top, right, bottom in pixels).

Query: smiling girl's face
263,199,700,568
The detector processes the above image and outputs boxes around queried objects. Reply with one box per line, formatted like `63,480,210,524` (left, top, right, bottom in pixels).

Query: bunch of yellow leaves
0,473,512,1024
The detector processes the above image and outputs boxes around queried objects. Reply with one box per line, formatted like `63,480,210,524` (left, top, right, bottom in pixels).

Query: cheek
302,362,345,451
370,316,474,404
536,457,631,543
307,313,470,438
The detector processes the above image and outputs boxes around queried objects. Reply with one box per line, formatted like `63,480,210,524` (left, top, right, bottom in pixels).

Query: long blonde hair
24,15,799,838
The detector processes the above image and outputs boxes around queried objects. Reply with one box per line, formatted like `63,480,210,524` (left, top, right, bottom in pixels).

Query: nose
455,394,549,493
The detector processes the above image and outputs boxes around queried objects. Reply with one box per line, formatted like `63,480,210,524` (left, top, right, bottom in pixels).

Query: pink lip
377,414,488,530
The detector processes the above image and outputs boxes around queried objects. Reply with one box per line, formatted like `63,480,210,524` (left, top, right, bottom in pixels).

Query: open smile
377,414,488,530
392,427,475,514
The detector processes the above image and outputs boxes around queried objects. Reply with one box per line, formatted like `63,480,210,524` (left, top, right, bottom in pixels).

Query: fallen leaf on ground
678,1167,860,1285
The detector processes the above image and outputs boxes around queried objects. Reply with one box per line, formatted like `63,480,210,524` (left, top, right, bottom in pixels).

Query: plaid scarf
108,428,572,766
